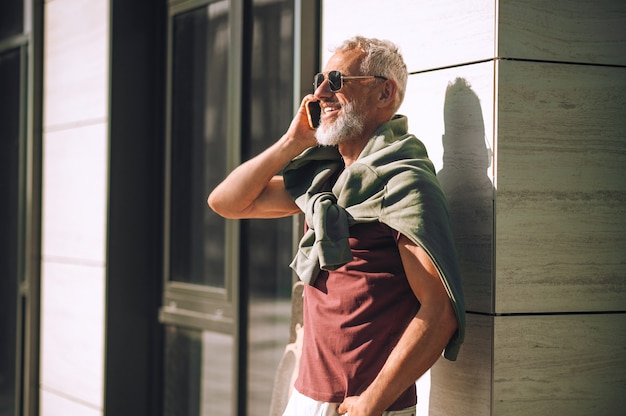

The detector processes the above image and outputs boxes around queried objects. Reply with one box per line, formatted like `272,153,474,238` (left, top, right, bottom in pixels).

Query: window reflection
164,326,233,416
169,1,230,288
244,1,295,414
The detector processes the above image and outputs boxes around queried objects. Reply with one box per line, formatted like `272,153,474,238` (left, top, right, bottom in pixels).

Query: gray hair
332,36,408,111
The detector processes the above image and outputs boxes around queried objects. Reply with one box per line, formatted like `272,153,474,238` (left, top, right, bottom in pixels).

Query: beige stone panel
499,0,626,66
40,261,105,411
429,313,493,416
44,0,109,128
42,123,108,263
493,314,626,416
321,0,495,72
496,61,626,313
401,62,495,314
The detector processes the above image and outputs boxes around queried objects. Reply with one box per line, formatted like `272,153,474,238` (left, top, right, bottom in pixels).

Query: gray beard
315,100,366,146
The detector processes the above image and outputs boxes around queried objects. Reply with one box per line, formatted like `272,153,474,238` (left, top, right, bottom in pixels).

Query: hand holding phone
305,100,321,129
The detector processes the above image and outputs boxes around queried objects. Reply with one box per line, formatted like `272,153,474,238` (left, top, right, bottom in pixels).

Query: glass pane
169,1,230,288
164,326,233,416
245,1,295,414
0,48,21,416
0,0,24,39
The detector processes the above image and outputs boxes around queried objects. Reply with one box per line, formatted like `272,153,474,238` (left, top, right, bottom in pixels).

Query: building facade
1,0,625,415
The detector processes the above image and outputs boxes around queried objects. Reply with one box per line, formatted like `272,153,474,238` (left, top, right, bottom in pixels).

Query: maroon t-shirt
294,221,420,410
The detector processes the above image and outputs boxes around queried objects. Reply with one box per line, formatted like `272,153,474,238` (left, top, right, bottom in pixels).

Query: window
162,2,236,414
169,2,230,289
160,0,307,414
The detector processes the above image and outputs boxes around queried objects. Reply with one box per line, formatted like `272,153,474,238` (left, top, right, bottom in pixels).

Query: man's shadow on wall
437,77,494,314
428,77,495,413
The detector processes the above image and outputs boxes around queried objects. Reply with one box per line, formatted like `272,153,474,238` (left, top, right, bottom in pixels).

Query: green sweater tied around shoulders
282,115,465,360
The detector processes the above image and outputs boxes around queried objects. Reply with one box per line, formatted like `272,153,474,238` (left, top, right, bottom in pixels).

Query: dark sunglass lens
313,73,325,89
328,71,342,91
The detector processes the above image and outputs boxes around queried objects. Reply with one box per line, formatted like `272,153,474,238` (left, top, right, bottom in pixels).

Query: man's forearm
208,96,318,219
208,135,294,216
358,305,457,415
207,129,314,219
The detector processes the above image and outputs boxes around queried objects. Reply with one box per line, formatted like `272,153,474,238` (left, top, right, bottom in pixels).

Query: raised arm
208,96,319,219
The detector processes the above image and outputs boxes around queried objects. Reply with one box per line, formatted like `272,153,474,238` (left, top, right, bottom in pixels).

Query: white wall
40,0,109,414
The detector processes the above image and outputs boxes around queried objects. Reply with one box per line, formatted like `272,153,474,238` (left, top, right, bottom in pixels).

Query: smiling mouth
322,103,341,118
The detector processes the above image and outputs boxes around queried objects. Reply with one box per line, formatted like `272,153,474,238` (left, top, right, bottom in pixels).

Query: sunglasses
313,70,387,92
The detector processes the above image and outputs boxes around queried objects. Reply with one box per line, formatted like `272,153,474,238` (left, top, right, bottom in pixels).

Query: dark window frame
0,1,43,415
160,0,242,334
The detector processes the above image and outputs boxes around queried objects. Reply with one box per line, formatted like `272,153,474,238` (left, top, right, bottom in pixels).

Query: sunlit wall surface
322,0,626,415
40,0,109,414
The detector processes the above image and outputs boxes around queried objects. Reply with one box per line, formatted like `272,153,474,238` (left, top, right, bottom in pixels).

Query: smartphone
306,100,321,129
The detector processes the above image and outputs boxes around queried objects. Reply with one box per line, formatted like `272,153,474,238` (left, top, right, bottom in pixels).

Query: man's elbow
207,192,219,212
426,296,458,340
207,191,238,219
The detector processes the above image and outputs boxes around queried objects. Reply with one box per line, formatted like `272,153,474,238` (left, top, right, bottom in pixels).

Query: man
208,36,465,416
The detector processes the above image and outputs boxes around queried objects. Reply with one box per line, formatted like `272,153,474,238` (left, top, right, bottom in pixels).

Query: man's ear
378,79,397,108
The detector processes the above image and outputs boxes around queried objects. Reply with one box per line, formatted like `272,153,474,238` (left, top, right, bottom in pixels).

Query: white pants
282,389,416,416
